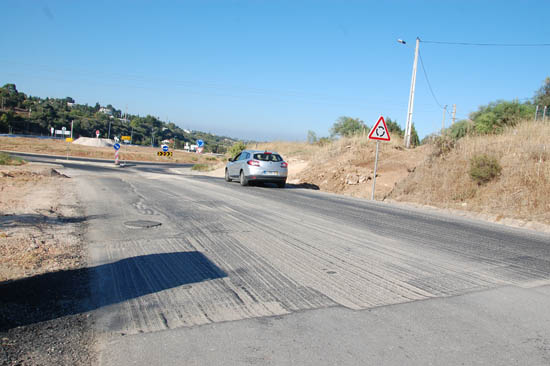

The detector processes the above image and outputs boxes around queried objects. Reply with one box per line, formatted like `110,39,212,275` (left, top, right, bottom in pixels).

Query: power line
421,40,550,47
418,49,445,110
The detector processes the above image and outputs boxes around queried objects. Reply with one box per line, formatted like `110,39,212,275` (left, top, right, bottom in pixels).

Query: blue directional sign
162,145,169,152
113,143,121,150
197,139,204,147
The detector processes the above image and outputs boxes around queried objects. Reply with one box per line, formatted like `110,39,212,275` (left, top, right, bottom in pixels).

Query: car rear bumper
246,174,287,182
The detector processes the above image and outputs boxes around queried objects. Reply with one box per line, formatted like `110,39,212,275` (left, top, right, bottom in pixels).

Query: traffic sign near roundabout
113,143,121,150
197,139,204,147
162,145,169,152
368,117,391,141
369,116,391,201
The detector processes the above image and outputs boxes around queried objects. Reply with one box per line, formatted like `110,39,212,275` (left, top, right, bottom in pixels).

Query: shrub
448,120,474,140
191,163,211,171
431,136,456,157
469,154,502,185
330,116,367,138
471,101,534,134
316,137,332,146
228,141,247,157
0,152,25,166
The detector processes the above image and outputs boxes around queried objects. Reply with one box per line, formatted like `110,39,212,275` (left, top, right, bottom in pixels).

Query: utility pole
452,104,457,124
441,105,447,134
544,106,548,122
535,105,539,121
403,37,420,149
151,128,154,147
108,120,112,140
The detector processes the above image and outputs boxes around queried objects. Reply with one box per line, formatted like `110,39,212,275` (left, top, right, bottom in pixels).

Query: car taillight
247,160,260,166
281,162,288,168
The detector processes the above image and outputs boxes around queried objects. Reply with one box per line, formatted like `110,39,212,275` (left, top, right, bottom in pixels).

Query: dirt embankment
0,164,94,365
390,120,550,227
254,137,429,199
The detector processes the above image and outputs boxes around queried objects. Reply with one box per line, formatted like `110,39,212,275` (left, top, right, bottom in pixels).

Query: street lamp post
398,37,420,148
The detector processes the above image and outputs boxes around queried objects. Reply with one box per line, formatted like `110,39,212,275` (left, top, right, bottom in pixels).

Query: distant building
99,107,113,115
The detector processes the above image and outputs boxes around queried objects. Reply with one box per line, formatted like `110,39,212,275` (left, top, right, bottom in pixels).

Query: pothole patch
124,220,162,229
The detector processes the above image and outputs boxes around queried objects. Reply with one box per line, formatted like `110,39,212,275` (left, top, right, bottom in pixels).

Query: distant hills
0,83,237,153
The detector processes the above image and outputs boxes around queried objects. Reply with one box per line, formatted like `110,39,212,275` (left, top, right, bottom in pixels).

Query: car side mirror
228,158,233,162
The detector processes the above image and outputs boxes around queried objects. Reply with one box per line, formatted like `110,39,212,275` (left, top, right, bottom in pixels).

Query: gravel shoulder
0,163,95,366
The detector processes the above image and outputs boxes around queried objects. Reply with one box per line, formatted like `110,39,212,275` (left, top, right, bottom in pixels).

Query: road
14,153,550,365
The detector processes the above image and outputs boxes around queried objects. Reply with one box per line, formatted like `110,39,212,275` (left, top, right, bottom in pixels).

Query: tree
330,116,367,138
307,130,317,144
0,113,10,133
410,123,420,147
385,117,403,137
534,77,550,107
228,141,247,157
471,100,534,134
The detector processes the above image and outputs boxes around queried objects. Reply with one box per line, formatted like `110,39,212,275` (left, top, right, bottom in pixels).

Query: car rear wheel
240,171,248,186
276,180,286,188
225,169,232,182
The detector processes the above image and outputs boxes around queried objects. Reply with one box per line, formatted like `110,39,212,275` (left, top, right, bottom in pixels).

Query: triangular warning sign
368,116,391,141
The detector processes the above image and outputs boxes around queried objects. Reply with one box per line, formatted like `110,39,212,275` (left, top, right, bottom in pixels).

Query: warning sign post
368,116,391,200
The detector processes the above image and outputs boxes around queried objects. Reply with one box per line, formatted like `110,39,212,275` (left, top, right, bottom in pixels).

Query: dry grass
0,137,217,164
252,134,428,200
391,120,550,224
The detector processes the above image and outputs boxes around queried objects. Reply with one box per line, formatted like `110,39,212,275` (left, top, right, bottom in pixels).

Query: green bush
471,101,534,135
469,154,502,185
228,141,247,158
330,116,367,138
448,120,474,140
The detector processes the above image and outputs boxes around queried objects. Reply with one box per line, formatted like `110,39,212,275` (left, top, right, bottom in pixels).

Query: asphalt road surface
17,154,550,365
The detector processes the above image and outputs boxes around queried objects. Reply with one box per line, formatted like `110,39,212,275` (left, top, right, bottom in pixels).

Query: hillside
0,83,237,153
390,120,550,226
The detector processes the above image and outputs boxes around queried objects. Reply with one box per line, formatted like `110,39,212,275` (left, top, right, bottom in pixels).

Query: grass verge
0,152,25,166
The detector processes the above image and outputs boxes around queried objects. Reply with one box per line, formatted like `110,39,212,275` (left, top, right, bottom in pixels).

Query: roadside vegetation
0,152,25,166
191,163,215,172
391,119,550,224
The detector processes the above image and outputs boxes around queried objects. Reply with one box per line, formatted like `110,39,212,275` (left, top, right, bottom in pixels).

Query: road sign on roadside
65,137,73,143
121,136,131,141
197,139,204,147
157,151,173,157
113,143,121,150
96,130,100,138
368,117,391,141
368,116,391,201
162,145,169,152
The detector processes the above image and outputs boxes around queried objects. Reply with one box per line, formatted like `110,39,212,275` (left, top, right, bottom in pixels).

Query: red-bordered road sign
368,116,391,141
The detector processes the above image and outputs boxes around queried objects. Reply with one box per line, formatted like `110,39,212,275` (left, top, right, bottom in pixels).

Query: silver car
225,150,288,188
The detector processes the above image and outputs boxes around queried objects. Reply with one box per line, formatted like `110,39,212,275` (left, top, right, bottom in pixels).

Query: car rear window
254,153,282,162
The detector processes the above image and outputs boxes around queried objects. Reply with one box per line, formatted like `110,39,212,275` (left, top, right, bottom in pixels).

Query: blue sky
2,1,549,141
